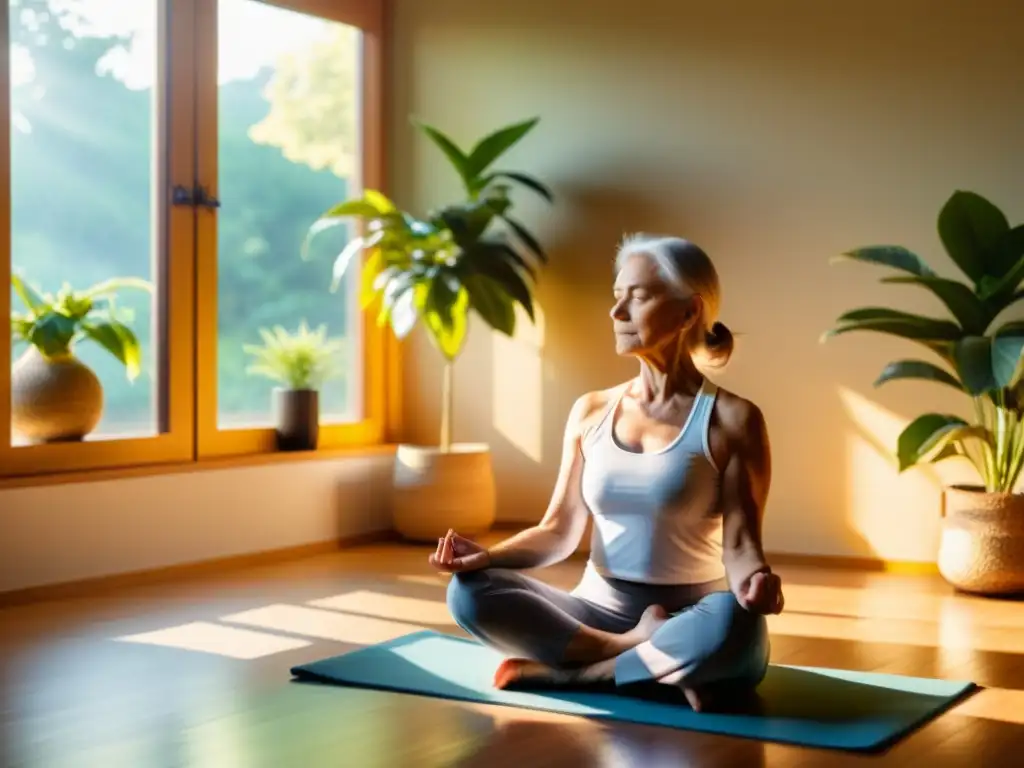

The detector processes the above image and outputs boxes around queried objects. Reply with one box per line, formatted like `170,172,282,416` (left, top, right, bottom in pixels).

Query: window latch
170,184,221,209
196,186,222,210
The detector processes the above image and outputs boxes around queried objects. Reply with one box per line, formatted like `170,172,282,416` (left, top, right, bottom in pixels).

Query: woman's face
610,253,700,357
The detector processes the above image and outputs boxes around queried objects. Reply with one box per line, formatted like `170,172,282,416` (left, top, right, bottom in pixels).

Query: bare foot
682,686,709,712
494,658,544,689
493,657,618,690
616,604,669,651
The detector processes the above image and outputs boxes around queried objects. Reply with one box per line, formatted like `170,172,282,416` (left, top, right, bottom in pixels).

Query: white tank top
580,379,725,585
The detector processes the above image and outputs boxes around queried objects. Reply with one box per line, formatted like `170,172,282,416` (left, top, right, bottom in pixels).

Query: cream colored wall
390,0,1024,561
0,455,394,593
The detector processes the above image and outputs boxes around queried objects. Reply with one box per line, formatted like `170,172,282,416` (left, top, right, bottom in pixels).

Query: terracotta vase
938,484,1024,596
11,346,104,443
391,443,497,542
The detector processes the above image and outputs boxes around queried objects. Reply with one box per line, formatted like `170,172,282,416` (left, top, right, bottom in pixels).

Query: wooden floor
2,542,1024,768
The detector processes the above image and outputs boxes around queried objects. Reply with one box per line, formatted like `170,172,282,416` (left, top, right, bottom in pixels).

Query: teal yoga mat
290,630,976,752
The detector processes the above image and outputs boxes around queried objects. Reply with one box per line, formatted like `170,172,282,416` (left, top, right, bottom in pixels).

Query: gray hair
614,233,734,367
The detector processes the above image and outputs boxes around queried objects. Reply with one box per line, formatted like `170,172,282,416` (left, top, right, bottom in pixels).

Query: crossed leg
446,569,770,710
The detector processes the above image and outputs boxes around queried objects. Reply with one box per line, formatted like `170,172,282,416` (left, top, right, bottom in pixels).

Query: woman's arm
484,393,601,570
718,399,782,612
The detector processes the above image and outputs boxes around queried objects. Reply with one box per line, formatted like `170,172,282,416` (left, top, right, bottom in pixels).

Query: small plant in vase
10,274,151,443
304,116,553,540
824,190,1024,595
243,321,344,451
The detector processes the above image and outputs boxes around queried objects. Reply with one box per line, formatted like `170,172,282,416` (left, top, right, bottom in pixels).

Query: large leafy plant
10,274,151,381
243,322,344,390
825,190,1024,493
304,117,553,451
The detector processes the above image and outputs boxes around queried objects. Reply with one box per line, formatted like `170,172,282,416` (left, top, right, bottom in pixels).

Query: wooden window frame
0,0,396,480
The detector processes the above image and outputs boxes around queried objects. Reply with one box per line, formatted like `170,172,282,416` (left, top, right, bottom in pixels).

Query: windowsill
0,443,399,491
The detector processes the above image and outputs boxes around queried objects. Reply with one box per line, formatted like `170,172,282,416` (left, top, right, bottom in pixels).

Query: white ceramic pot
391,443,497,542
11,346,104,443
938,484,1024,595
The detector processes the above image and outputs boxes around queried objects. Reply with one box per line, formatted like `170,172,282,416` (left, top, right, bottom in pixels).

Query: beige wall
390,0,1024,561
0,455,394,593
2,1,1021,594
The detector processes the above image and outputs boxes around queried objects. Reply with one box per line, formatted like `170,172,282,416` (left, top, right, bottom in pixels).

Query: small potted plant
303,116,553,541
10,274,151,443
243,321,344,451
825,190,1024,595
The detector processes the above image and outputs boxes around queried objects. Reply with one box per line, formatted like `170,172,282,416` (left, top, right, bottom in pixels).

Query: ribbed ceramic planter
392,443,497,542
272,388,319,451
11,347,104,443
938,484,1024,596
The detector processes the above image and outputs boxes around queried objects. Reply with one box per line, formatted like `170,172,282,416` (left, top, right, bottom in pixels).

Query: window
1,0,391,478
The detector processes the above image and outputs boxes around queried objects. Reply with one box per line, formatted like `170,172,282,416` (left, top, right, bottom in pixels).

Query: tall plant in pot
305,117,553,541
824,190,1024,595
10,274,151,443
243,322,345,451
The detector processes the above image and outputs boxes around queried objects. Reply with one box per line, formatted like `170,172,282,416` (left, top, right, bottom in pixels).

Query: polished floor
2,542,1024,767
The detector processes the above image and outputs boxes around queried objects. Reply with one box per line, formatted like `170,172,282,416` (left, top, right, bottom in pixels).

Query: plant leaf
82,319,143,380
824,308,961,355
500,215,547,264
388,282,419,339
465,117,540,186
331,236,366,292
953,336,1000,395
469,256,535,321
363,189,397,214
463,273,517,336
992,320,1024,386
358,248,386,307
830,246,936,277
881,275,992,333
83,277,153,298
874,359,962,391
897,413,984,471
481,171,554,203
981,251,1024,303
937,190,1010,285
952,323,1024,395
423,271,469,360
435,200,496,246
29,312,78,356
11,273,49,312
986,223,1024,281
412,120,473,191
321,194,396,219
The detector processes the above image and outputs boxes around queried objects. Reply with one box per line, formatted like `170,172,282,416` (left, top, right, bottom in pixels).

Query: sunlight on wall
492,303,546,463
116,621,311,659
838,387,976,562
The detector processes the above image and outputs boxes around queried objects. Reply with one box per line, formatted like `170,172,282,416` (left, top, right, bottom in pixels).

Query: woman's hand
737,569,784,614
428,529,491,573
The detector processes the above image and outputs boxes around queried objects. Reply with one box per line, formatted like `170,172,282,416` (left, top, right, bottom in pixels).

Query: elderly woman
429,234,783,711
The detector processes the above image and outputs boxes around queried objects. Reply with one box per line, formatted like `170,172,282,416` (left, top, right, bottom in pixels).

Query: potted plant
10,274,151,443
825,190,1024,595
243,321,345,451
304,116,553,541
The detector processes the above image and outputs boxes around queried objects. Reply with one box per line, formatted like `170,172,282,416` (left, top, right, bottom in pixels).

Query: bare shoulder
566,383,628,439
711,387,770,462
714,388,767,435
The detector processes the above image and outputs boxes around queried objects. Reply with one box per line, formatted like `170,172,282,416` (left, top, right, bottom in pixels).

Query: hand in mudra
737,569,785,614
429,529,491,573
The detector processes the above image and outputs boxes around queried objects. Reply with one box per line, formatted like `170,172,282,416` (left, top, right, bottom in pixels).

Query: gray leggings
446,563,770,691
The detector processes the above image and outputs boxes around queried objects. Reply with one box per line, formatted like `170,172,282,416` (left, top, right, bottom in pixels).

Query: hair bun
703,321,735,367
